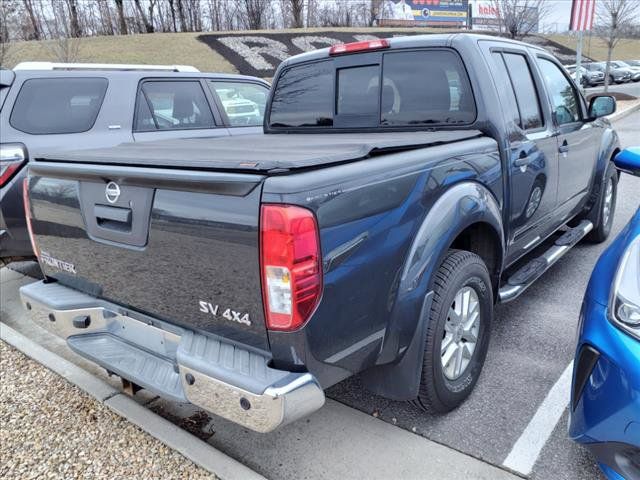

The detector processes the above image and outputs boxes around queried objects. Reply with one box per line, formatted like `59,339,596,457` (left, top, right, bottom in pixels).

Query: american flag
570,0,596,31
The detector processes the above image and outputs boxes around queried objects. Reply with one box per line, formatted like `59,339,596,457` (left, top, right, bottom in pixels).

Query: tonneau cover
36,130,484,172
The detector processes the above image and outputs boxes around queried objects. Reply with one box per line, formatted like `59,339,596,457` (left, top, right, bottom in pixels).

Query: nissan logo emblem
105,181,121,204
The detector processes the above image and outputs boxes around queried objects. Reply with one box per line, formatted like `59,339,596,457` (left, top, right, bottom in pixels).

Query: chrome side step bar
499,220,593,303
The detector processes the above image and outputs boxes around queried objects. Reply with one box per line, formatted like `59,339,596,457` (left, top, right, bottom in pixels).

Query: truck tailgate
27,161,270,350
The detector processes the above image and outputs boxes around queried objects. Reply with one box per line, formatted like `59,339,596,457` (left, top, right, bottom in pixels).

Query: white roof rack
13,62,199,72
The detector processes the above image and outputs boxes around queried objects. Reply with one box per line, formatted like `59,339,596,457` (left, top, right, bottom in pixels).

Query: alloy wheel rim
526,186,542,219
602,179,613,227
441,286,481,381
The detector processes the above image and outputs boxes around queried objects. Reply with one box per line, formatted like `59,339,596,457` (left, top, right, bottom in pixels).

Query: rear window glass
269,49,475,129
10,78,107,134
135,81,215,131
208,81,268,127
269,61,334,127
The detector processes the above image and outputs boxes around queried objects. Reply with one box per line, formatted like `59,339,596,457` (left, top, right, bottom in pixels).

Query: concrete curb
609,101,640,122
0,322,266,480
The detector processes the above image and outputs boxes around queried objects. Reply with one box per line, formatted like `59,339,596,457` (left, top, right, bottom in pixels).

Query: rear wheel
413,250,492,413
586,162,618,243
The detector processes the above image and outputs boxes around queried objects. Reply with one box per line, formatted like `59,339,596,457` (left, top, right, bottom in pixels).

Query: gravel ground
0,341,214,480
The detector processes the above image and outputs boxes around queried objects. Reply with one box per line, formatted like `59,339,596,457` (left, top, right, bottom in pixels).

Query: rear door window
501,53,544,130
208,81,268,127
135,81,215,131
10,78,108,134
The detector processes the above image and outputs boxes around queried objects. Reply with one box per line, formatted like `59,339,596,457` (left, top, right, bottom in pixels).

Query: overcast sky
543,0,575,32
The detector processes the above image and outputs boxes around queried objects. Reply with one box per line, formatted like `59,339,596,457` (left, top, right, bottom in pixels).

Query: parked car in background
608,60,640,82
626,60,640,68
0,62,269,262
570,147,640,480
583,62,632,84
567,65,604,87
20,35,620,432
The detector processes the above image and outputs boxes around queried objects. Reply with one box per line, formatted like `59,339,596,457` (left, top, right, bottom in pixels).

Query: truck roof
35,130,488,173
279,33,548,70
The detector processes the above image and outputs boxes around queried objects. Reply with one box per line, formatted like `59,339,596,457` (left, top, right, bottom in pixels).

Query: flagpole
575,30,584,89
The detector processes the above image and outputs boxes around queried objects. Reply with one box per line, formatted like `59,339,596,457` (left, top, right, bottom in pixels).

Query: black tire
413,250,493,414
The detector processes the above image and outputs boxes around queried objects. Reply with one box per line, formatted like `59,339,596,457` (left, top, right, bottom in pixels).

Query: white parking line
502,361,574,476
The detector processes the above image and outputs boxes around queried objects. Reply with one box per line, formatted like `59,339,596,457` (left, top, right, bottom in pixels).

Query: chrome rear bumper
20,281,325,432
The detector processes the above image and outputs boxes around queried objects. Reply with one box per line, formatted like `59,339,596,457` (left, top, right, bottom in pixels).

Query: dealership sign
471,1,501,30
379,0,469,25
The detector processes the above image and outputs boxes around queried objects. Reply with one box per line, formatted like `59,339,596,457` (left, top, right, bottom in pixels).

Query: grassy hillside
549,34,640,62
1,32,235,73
2,28,638,75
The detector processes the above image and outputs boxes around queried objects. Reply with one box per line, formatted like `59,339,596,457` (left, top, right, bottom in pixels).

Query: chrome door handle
514,151,531,168
558,140,569,154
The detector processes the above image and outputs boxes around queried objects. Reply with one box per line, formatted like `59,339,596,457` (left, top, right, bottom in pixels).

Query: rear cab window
268,49,476,130
208,81,268,127
10,78,108,134
135,80,215,131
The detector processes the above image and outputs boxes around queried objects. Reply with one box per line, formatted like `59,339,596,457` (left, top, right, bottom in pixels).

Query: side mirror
615,147,640,177
588,95,616,119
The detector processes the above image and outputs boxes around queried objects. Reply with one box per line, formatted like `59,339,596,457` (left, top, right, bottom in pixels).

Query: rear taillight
22,177,39,257
329,39,390,56
0,144,26,188
260,204,322,331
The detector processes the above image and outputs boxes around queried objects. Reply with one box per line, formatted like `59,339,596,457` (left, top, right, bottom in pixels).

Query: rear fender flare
362,181,504,400
586,126,620,216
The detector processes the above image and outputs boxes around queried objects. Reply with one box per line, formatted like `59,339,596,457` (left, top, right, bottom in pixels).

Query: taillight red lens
260,204,322,331
22,177,39,257
1,144,27,188
329,39,390,56
0,160,24,187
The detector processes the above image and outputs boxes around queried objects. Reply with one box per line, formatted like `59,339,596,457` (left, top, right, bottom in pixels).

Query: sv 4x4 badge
199,300,251,326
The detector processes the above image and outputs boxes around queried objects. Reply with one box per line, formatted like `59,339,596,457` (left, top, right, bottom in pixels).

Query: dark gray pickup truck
21,34,620,432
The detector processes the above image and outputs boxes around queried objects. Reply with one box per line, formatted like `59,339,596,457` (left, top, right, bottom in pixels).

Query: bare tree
46,1,82,62
243,0,270,30
114,0,128,34
97,0,115,36
0,0,18,67
595,0,640,92
290,0,304,28
176,0,188,31
133,0,155,33
491,0,550,39
22,0,42,40
49,35,82,61
65,0,83,37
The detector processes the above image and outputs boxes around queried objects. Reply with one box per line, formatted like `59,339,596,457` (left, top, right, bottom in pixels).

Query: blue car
570,147,640,479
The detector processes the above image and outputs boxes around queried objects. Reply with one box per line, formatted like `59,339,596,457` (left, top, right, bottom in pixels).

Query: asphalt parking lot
1,109,639,480
587,80,640,98
328,109,640,480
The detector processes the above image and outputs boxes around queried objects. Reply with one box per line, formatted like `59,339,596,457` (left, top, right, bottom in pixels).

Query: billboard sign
471,1,501,30
379,0,469,26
